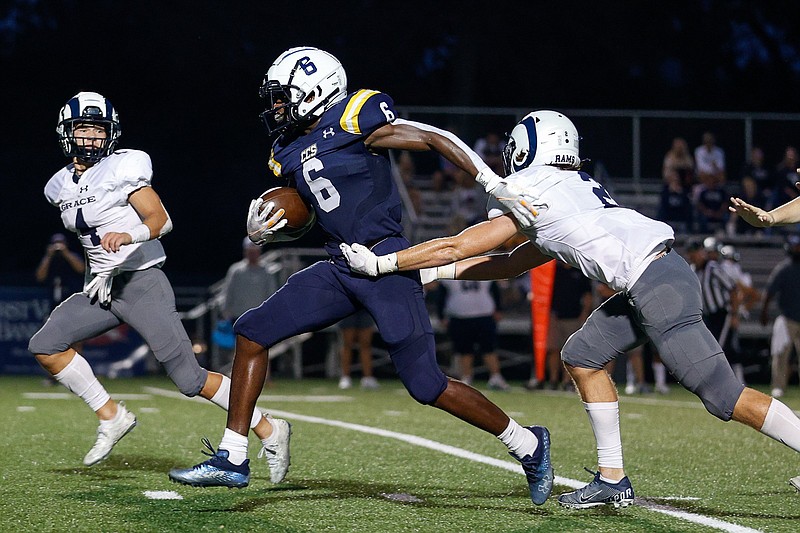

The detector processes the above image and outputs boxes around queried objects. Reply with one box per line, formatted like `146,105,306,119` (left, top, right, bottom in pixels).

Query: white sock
219,428,249,465
497,418,538,457
760,399,800,453
53,353,110,412
585,401,624,471
653,362,666,387
208,374,264,429
262,418,283,446
99,403,126,429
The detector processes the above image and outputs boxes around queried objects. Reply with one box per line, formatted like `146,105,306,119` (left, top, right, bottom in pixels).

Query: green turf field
1,375,798,532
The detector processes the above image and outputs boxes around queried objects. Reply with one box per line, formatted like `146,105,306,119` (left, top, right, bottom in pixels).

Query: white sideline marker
144,491,183,500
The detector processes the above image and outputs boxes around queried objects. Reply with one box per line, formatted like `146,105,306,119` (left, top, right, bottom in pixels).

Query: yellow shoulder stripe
268,149,282,177
339,89,380,134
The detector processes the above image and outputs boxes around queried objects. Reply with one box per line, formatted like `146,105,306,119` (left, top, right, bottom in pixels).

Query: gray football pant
562,250,744,421
29,268,207,396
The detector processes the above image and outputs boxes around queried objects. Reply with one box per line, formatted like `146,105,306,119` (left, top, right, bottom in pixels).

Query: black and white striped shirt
699,259,735,315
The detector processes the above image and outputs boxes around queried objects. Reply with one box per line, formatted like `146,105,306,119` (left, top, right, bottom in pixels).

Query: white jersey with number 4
488,166,674,292
44,149,166,277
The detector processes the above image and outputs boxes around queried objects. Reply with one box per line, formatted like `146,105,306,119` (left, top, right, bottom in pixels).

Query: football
258,186,316,240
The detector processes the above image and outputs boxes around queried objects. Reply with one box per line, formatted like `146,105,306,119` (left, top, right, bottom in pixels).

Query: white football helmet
259,47,348,135
502,110,580,175
56,91,121,162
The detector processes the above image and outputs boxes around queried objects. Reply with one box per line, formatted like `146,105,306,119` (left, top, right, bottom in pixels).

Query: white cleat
360,376,380,390
790,476,800,492
258,417,292,483
83,402,137,466
487,374,510,391
338,376,352,390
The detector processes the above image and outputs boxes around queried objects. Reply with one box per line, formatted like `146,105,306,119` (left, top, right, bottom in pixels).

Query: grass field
1,375,798,532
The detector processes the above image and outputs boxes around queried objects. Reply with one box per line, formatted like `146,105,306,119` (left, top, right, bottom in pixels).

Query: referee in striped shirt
686,238,743,380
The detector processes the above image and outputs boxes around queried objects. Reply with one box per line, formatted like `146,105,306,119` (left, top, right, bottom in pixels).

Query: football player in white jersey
29,92,290,483
342,110,800,506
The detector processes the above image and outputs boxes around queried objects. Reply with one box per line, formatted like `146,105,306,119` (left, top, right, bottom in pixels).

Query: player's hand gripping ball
247,187,316,245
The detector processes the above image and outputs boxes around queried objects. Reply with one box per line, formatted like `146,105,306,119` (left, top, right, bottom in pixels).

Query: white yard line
147,386,762,533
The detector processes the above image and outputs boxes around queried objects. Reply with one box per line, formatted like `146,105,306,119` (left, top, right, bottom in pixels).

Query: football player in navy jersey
170,46,554,505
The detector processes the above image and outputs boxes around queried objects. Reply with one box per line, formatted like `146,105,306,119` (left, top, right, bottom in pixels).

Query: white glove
492,181,545,228
84,272,114,305
247,198,288,245
339,243,397,276
476,168,541,228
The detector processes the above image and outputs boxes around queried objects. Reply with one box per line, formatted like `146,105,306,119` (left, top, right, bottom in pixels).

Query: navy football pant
235,250,448,405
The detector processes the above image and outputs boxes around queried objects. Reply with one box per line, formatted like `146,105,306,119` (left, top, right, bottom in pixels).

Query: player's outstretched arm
452,241,551,280
342,214,525,277
101,186,172,253
730,182,800,227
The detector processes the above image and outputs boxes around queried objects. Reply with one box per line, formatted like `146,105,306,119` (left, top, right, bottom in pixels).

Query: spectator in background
221,238,278,323
338,309,379,390
662,137,695,188
437,277,509,390
35,232,86,386
693,171,729,234
218,238,279,372
741,146,773,207
694,131,726,185
35,232,85,305
473,132,506,176
770,146,800,223
657,169,693,233
761,235,800,398
526,261,592,391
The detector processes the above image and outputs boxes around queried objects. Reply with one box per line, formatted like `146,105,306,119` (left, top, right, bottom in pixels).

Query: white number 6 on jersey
302,157,341,212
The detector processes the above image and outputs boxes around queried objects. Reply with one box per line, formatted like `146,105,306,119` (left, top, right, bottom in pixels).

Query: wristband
436,263,456,280
128,224,151,244
376,253,399,274
475,168,502,194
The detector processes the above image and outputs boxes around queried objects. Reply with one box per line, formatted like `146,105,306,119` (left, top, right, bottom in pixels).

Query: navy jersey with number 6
268,89,404,256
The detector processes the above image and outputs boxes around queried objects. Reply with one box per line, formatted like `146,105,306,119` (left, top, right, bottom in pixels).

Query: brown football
258,186,315,239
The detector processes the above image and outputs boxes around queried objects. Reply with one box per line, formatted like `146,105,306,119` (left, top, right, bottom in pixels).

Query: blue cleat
511,425,553,505
168,438,250,488
558,468,635,509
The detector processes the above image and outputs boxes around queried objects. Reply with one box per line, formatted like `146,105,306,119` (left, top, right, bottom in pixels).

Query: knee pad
28,322,70,356
392,333,447,405
159,346,207,397
561,333,609,370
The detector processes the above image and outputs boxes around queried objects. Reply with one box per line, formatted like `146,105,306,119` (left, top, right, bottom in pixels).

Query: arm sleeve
393,117,489,173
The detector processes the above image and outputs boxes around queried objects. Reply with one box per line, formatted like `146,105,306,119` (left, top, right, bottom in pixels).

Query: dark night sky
3,1,800,285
